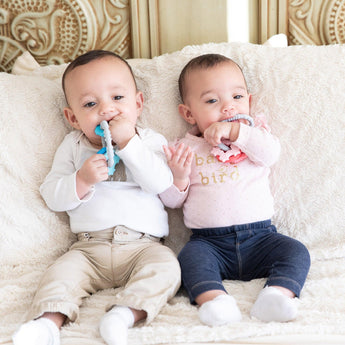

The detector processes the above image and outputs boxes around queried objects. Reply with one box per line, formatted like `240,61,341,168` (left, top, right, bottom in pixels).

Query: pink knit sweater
160,123,281,229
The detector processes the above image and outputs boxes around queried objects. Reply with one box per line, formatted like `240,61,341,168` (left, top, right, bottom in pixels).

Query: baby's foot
12,317,60,345
198,294,242,326
250,286,298,322
99,306,134,345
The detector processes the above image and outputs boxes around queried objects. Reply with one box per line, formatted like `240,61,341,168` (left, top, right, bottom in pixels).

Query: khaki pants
28,228,181,324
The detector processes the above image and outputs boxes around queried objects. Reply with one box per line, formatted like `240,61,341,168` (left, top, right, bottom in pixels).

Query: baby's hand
109,116,136,149
76,154,108,198
204,122,232,146
204,121,240,146
163,143,193,192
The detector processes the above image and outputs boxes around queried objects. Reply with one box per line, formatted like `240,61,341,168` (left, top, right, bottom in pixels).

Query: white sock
99,306,135,345
12,317,60,345
250,286,298,322
198,294,242,326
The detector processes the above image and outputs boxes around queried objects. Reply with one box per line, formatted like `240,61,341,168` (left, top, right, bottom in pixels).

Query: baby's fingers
163,145,174,161
178,145,193,166
184,150,193,167
174,143,188,160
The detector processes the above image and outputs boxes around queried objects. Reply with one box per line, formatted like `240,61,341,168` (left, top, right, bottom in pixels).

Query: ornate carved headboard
0,0,131,72
1,0,345,73
288,0,345,45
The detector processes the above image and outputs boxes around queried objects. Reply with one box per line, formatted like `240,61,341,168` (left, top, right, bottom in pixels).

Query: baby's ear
135,91,144,118
64,107,81,130
178,104,196,125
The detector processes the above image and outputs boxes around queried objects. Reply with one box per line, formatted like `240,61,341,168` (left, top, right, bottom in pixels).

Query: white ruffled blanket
1,42,345,344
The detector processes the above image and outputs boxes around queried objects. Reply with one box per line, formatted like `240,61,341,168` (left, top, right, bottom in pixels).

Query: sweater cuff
233,122,251,147
73,171,95,202
159,183,189,209
116,134,139,159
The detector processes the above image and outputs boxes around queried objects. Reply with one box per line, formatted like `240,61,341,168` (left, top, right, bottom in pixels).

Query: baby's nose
222,103,235,113
100,102,116,116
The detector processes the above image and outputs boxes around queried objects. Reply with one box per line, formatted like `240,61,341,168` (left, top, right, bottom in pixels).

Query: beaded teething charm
95,120,120,176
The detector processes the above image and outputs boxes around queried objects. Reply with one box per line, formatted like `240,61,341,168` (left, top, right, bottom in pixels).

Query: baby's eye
234,95,243,100
206,99,217,104
113,95,124,101
84,101,96,108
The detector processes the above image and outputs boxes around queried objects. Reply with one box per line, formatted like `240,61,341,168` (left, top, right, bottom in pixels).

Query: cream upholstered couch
1,42,345,345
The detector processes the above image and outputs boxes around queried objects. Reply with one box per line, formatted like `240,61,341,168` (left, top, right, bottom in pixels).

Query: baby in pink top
160,54,310,326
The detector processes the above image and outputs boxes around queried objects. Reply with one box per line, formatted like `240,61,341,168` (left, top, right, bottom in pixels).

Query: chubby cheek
240,103,250,115
81,125,100,142
198,116,219,133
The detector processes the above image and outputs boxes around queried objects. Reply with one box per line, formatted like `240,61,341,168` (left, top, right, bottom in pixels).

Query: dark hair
178,53,245,102
62,50,137,100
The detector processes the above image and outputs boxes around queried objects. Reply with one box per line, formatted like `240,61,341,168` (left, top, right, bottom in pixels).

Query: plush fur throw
1,42,345,344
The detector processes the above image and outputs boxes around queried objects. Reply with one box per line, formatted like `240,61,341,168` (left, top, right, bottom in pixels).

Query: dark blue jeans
178,220,310,304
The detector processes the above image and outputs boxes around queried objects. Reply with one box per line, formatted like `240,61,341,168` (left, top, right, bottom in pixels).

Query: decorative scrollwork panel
0,0,131,72
289,0,345,45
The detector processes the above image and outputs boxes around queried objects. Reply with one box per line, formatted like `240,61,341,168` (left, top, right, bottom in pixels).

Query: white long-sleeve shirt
40,127,173,237
160,123,281,229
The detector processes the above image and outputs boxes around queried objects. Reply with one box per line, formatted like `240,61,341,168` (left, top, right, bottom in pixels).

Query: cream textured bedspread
1,42,345,344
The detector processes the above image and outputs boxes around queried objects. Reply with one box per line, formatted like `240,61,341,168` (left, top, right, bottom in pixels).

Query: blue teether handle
97,147,106,155
95,125,104,137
